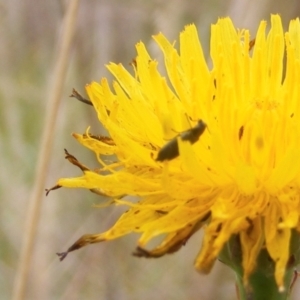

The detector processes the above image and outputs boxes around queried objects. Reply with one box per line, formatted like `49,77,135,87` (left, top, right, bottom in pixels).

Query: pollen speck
255,136,264,149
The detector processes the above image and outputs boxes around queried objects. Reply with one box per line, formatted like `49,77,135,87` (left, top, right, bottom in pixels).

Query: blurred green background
2,0,300,299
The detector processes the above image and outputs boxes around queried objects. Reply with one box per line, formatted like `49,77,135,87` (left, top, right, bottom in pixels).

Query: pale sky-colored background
2,0,300,299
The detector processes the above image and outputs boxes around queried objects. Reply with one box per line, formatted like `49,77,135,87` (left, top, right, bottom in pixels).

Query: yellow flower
49,15,300,291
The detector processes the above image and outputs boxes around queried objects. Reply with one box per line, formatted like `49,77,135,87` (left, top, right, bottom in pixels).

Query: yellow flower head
49,15,300,291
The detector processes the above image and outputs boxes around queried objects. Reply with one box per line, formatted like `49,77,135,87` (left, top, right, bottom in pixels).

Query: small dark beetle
156,120,206,162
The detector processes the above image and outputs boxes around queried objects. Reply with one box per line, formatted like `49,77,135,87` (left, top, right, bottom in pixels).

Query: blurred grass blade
12,1,80,299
